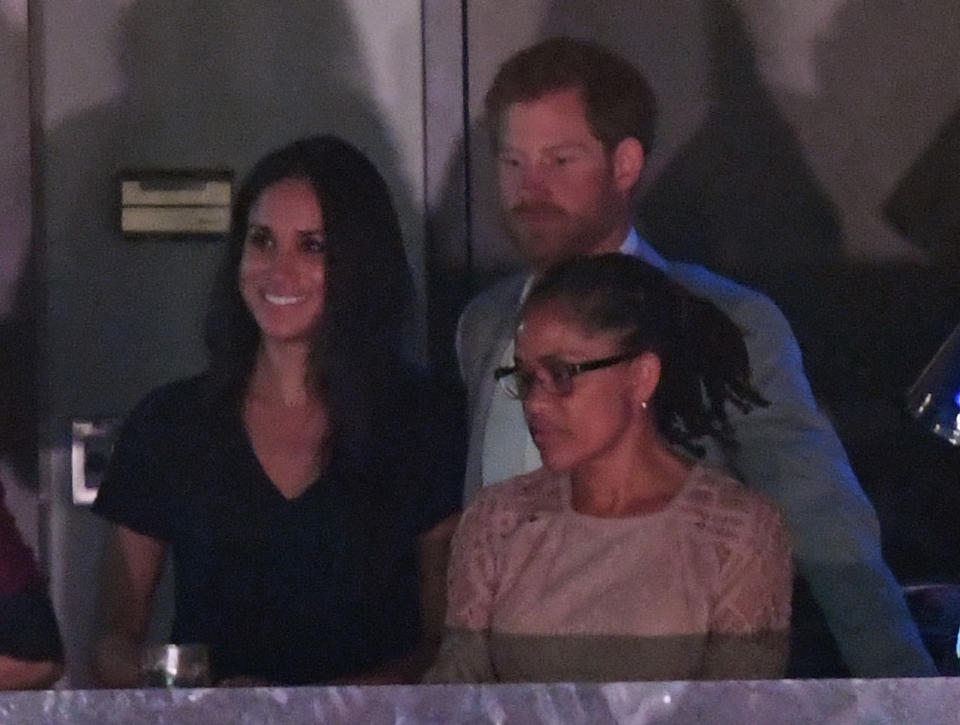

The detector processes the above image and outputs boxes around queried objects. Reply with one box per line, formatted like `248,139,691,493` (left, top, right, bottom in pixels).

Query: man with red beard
454,37,935,678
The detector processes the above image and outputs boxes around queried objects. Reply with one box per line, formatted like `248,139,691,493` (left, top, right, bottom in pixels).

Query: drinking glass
140,643,211,687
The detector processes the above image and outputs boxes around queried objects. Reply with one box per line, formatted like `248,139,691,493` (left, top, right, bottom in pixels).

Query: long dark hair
522,254,767,455
205,135,414,459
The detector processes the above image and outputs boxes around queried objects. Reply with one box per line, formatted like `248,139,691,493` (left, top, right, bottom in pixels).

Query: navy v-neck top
94,373,462,684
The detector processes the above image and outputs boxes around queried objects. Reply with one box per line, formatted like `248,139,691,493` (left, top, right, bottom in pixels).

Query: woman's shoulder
464,468,563,531
93,374,224,534
675,464,786,545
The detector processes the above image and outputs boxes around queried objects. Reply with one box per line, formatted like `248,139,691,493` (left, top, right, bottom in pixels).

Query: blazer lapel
462,277,526,503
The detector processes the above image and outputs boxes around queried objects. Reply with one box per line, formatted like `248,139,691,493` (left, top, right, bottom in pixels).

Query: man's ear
612,137,644,194
631,351,661,408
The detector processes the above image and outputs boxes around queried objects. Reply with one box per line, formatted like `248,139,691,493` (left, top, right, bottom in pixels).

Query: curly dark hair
204,135,414,458
484,36,658,155
522,254,768,455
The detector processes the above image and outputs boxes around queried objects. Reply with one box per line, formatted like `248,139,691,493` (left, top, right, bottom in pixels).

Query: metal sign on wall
120,170,233,236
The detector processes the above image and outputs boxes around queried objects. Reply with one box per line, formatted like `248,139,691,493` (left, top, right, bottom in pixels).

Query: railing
0,678,958,724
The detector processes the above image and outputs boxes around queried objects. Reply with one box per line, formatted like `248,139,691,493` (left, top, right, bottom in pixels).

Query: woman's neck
248,339,313,407
570,435,691,518
243,340,330,500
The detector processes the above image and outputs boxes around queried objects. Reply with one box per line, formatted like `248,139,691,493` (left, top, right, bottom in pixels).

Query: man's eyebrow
543,142,590,152
498,141,590,156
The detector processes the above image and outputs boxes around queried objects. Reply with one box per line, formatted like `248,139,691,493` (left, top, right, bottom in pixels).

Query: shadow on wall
633,0,843,281
0,10,36,487
42,0,412,687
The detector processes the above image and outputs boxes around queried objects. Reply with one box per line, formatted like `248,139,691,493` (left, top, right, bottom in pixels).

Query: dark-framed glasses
494,351,639,400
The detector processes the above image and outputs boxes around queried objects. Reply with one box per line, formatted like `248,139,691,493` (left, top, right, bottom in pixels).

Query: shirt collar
620,227,668,270
521,228,667,302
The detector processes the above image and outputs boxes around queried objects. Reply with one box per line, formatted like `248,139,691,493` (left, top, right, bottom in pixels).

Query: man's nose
518,163,548,194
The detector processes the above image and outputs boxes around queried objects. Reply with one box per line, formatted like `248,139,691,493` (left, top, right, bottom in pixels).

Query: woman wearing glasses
92,136,462,687
426,253,792,683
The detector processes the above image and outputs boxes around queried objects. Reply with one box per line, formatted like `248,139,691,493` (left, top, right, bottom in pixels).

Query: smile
264,293,306,306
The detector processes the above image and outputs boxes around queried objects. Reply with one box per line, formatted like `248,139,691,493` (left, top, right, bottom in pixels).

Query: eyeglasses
494,352,639,400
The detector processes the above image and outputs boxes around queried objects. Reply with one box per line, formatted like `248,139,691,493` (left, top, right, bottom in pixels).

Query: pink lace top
426,465,792,683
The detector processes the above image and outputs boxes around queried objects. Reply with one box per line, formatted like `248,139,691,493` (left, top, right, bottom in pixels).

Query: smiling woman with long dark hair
92,136,462,687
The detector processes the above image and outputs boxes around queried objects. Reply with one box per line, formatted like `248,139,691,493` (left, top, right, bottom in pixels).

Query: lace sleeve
423,489,510,683
444,488,508,631
703,500,793,679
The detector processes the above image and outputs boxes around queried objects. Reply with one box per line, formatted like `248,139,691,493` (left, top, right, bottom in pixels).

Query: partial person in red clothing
0,478,63,689
427,254,791,682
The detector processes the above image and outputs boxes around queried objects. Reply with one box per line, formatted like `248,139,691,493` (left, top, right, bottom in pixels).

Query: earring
640,400,648,410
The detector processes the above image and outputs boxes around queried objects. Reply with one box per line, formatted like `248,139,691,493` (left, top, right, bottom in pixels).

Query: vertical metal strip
422,0,474,371
460,0,474,280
